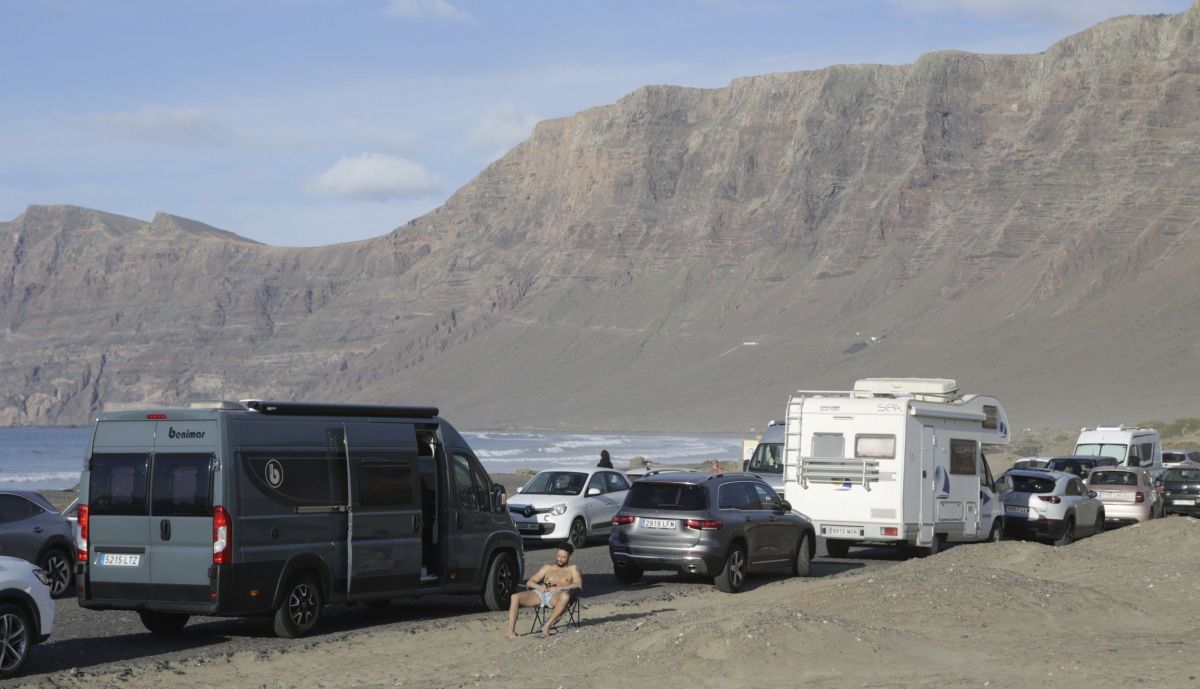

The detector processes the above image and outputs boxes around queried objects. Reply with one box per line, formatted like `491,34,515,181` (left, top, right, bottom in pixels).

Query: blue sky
0,0,1190,246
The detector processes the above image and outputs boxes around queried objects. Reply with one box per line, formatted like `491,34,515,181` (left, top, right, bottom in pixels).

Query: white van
1074,425,1163,477
782,378,1008,557
743,421,785,492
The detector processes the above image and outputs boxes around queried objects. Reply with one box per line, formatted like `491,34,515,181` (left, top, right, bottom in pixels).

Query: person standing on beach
597,449,613,468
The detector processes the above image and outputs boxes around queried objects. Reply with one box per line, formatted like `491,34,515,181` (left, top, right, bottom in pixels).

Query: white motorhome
1074,425,1163,477
782,378,1009,557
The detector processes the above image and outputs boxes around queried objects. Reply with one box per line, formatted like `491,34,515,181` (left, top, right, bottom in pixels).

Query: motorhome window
521,471,587,496
950,440,977,475
982,405,999,430
625,482,708,511
718,482,762,510
604,472,630,493
855,435,896,459
358,461,415,509
812,434,845,458
150,454,213,517
748,443,783,474
89,453,149,516
1010,475,1055,493
1073,443,1126,461
242,453,335,507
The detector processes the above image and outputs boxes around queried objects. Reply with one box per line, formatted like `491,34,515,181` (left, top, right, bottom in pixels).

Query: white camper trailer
782,378,1009,557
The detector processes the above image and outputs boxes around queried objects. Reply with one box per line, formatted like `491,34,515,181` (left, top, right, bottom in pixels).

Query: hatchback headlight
32,568,49,587
551,504,568,516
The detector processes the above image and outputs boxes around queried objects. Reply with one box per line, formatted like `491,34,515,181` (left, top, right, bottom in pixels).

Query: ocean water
0,427,746,491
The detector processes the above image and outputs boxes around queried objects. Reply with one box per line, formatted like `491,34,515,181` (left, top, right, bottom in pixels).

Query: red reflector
881,527,898,537
684,519,722,530
612,514,635,526
1135,491,1145,503
1036,495,1061,504
146,413,167,420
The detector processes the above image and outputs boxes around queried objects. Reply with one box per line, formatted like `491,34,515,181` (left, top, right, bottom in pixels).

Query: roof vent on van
853,378,959,399
1095,423,1127,431
188,400,247,411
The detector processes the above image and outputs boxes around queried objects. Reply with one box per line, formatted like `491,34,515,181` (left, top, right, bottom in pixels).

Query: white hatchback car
1000,469,1105,545
508,468,631,548
0,556,54,678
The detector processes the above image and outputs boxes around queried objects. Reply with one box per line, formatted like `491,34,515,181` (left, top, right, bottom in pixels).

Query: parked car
609,472,816,592
508,467,631,548
1045,455,1119,480
0,492,75,598
1160,465,1200,517
1000,469,1105,545
1163,449,1200,467
0,555,54,678
1087,467,1163,526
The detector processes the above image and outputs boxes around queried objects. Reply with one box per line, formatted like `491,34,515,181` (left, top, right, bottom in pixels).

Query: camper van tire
613,565,643,584
715,542,747,593
137,611,189,635
914,533,943,558
273,574,322,638
568,518,588,550
824,539,851,558
986,520,1004,543
1053,518,1076,547
482,551,518,611
792,534,813,577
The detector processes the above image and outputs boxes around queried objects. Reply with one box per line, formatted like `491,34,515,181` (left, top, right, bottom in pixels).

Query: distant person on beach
502,542,583,638
597,449,613,468
705,459,723,473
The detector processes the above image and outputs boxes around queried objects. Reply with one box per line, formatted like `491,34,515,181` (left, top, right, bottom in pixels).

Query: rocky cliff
4,4,1200,431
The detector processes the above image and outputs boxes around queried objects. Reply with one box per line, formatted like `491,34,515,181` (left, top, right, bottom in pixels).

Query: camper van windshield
747,443,783,475
1074,443,1126,461
522,471,587,496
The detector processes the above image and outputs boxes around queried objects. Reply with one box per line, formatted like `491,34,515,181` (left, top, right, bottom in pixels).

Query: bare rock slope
4,4,1200,429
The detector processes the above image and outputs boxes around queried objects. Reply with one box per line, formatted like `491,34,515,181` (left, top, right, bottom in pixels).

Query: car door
1065,479,1095,532
446,450,494,590
720,482,768,564
752,482,793,562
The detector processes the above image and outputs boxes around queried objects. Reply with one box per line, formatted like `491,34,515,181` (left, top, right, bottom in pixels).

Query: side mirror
779,500,792,512
515,485,523,494
586,487,601,497
1088,490,1098,499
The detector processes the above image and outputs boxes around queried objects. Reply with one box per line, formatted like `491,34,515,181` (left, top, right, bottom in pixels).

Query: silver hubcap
729,551,744,588
0,614,27,671
46,554,70,596
288,584,317,628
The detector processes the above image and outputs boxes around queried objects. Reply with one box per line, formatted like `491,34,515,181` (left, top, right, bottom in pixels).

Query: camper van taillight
77,504,89,563
147,413,167,420
213,506,231,565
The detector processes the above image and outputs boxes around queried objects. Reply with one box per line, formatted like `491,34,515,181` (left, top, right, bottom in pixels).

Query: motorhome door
917,426,936,547
948,439,980,539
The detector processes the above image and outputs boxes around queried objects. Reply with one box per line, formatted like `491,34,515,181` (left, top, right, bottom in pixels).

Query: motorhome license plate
1174,499,1196,506
640,518,676,529
99,554,140,567
823,526,862,537
1006,505,1029,514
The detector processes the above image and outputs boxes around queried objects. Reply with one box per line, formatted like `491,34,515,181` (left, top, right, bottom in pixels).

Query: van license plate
1173,499,1196,506
823,526,862,537
640,519,676,529
100,554,140,567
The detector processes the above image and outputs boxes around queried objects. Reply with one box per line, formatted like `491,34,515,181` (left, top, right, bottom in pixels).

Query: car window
625,482,708,511
1064,479,1082,496
450,452,492,512
604,472,630,493
752,483,782,509
586,473,606,496
718,482,762,510
1165,469,1200,482
521,471,587,496
0,495,35,523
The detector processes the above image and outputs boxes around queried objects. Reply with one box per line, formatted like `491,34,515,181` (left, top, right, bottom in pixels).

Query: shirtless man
502,542,583,638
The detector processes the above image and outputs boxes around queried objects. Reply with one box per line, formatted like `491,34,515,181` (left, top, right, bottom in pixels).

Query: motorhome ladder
783,396,804,485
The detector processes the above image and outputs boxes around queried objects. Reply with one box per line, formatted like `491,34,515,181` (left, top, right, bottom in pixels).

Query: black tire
482,551,517,611
273,574,322,638
792,533,812,577
613,565,643,585
986,520,1003,543
1094,512,1105,535
0,604,31,679
1053,517,1075,546
824,539,851,558
714,543,747,593
39,548,73,599
138,611,190,635
568,518,587,549
914,533,942,558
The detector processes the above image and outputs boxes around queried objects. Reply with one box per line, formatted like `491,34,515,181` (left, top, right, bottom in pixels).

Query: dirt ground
21,516,1200,689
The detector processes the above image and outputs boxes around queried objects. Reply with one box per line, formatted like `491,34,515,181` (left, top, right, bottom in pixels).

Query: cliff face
4,5,1200,430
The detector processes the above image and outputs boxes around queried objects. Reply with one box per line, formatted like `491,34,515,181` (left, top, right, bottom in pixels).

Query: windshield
1089,471,1136,486
747,443,783,475
625,482,709,511
1009,475,1057,494
1164,469,1200,483
1074,443,1127,461
521,471,587,496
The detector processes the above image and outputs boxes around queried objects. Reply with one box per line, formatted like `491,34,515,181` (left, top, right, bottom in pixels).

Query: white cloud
467,102,540,159
95,106,237,148
884,0,1181,26
384,0,475,23
308,153,442,201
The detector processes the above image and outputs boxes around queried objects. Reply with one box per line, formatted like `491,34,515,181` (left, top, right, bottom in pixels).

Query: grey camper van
76,401,523,637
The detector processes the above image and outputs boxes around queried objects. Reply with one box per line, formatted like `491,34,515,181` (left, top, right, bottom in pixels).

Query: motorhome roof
853,378,959,397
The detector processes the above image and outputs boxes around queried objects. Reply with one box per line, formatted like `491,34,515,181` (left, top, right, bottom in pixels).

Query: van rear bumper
78,563,275,616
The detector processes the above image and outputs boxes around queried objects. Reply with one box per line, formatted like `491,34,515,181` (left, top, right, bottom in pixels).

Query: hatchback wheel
715,544,747,593
1053,517,1075,546
568,518,587,550
0,604,31,679
273,575,322,638
39,548,73,598
1094,512,1105,535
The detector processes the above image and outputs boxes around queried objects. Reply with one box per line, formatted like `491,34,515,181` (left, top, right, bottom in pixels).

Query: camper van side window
242,453,334,507
982,406,999,430
855,435,896,459
949,439,977,475
357,461,415,509
812,434,845,458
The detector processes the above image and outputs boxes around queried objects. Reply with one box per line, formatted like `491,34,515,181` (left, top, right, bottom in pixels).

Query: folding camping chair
529,588,582,634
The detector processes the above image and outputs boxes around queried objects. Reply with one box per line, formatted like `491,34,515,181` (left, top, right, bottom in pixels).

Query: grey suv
609,472,815,593
0,492,74,598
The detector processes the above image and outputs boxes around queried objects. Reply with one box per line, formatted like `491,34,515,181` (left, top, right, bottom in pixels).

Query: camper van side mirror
492,484,507,512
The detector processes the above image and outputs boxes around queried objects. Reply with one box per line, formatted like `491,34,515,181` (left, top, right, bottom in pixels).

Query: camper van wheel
987,520,1003,543
714,543,747,593
138,611,190,635
568,518,587,549
824,539,851,558
482,552,517,611
274,574,322,638
792,533,812,577
913,533,942,558
1053,517,1075,547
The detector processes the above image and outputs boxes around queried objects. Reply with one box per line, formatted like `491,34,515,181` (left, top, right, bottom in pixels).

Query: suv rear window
1089,471,1136,486
1009,475,1056,494
626,482,708,511
90,453,150,516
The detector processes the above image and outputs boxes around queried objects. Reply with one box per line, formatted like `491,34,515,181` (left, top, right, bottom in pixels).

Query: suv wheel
568,518,587,550
824,539,851,558
273,574,322,638
1053,517,1075,546
0,604,31,678
482,552,517,611
138,611,190,634
39,548,73,598
715,544,747,593
613,565,643,585
792,533,812,577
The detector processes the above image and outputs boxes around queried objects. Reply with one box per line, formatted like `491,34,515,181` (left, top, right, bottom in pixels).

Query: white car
508,468,631,548
1000,469,1105,545
0,556,54,678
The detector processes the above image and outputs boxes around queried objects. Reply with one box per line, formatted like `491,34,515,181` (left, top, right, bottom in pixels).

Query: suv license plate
1006,505,1029,514
1174,499,1196,506
823,526,862,537
640,518,676,529
100,554,140,567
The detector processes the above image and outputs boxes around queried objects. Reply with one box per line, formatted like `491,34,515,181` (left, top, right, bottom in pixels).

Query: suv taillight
1036,495,1061,504
77,504,89,563
684,519,722,531
213,506,231,565
1135,491,1145,503
612,514,635,526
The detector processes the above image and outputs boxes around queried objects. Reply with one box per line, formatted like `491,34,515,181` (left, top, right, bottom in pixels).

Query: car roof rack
242,400,439,418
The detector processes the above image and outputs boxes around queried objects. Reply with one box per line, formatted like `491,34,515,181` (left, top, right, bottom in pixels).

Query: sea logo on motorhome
265,459,284,488
167,427,206,440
